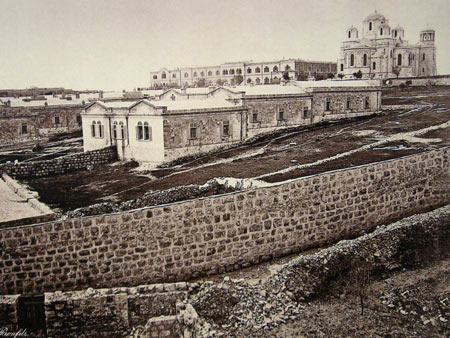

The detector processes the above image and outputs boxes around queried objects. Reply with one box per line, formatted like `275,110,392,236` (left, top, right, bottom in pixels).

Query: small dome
364,10,386,22
347,25,358,31
394,25,404,30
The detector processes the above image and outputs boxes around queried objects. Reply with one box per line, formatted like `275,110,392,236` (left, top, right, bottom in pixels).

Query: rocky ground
12,86,450,213
183,205,450,338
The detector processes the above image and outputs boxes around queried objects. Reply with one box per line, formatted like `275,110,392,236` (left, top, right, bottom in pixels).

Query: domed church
338,11,437,79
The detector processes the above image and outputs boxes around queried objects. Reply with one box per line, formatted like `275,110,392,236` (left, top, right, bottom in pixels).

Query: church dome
364,11,386,22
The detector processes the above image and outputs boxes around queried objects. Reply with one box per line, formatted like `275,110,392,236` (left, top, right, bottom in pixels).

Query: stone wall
0,148,448,296
0,106,83,146
44,283,187,337
0,146,117,179
0,295,19,331
386,75,450,87
244,96,311,138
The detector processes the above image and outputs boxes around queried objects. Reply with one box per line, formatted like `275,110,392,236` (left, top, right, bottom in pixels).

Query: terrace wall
0,146,117,179
0,148,448,296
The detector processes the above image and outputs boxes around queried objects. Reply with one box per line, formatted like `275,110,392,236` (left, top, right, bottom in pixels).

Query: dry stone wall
0,146,117,179
0,148,448,296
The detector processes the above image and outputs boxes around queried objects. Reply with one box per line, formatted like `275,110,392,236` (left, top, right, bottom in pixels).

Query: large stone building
82,81,380,163
150,59,337,88
338,11,436,79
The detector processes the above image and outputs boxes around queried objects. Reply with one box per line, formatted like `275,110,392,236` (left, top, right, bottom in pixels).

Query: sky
0,0,448,91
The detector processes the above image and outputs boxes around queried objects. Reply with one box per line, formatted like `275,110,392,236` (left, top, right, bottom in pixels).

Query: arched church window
340,64,344,71
350,54,354,67
380,28,383,35
363,54,367,66
397,54,402,66
273,66,278,72
369,22,372,31
348,31,351,38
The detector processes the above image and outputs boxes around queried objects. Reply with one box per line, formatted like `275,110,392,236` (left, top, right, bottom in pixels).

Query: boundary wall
385,74,450,87
0,148,448,296
0,146,117,179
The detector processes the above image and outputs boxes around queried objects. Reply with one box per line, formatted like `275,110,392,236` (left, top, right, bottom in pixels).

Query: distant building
82,81,380,164
338,11,437,79
149,59,337,88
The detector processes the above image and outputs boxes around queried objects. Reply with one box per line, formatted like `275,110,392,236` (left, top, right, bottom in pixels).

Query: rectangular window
54,116,60,125
76,115,82,125
137,124,143,140
21,123,28,134
325,98,331,111
303,107,309,119
277,108,285,121
365,98,370,109
346,97,351,110
189,123,197,139
252,111,258,123
373,62,376,70
222,120,230,136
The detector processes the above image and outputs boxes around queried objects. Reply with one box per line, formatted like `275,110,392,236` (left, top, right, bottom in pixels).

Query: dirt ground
259,258,450,338
17,86,450,212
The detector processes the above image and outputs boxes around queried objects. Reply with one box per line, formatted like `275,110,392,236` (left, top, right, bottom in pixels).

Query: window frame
189,123,198,140
277,108,285,121
21,122,28,134
222,120,230,137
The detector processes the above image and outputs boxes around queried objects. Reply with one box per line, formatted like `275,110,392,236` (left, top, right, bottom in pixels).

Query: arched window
254,67,260,73
273,66,278,72
397,54,402,66
340,64,344,71
193,72,198,77
236,69,242,74
137,122,143,140
348,31,351,38
285,65,290,71
91,121,96,137
216,70,220,76
247,68,252,74
184,72,189,78
255,78,261,84
380,28,383,35
423,53,426,61
120,122,125,139
247,78,252,83
162,72,166,79
230,69,235,75
113,121,118,139
264,77,270,84
97,121,103,138
143,122,151,141
394,30,397,38
208,71,212,76
363,54,367,66
264,66,269,73
172,73,176,78
350,54,354,67
223,69,228,75
369,22,372,31
200,71,204,77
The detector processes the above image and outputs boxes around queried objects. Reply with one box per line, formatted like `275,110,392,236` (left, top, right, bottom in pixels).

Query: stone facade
150,59,337,88
0,146,117,179
0,148,448,296
338,11,437,79
0,105,84,146
82,83,381,164
0,295,19,331
44,283,187,337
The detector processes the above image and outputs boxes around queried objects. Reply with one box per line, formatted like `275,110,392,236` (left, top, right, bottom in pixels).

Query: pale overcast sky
0,0,448,90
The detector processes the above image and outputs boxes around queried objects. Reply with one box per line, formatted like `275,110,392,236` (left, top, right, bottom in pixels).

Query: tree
195,78,206,87
337,74,345,79
216,79,226,86
352,70,363,79
232,75,243,86
282,71,290,81
392,66,401,78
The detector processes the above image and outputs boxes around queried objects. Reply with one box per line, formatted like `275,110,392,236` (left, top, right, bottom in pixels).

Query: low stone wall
0,146,117,178
386,75,450,87
44,283,187,337
0,147,448,296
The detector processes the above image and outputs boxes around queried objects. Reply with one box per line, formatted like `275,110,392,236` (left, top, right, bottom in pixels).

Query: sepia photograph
0,0,449,337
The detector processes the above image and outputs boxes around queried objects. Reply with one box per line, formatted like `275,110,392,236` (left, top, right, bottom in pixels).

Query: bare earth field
16,85,450,212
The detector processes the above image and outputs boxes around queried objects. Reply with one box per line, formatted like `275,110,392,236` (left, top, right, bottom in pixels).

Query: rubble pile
66,179,234,218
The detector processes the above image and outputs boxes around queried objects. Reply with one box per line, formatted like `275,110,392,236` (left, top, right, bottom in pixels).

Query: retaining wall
0,148,448,296
0,146,117,178
386,75,450,87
